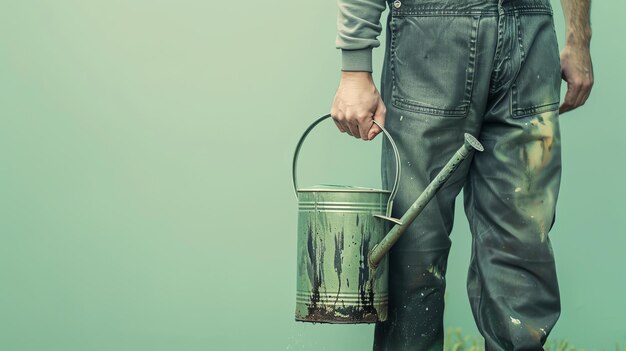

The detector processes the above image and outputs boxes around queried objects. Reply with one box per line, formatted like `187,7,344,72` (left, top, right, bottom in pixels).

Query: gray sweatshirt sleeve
335,0,388,72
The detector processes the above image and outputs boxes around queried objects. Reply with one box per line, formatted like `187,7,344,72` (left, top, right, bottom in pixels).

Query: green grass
444,328,625,351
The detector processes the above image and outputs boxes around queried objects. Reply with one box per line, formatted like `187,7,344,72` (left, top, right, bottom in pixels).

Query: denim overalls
376,0,562,349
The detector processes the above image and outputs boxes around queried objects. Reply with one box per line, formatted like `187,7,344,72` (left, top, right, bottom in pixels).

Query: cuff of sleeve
341,48,373,72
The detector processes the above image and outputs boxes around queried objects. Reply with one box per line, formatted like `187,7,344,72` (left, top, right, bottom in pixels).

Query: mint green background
1,1,624,350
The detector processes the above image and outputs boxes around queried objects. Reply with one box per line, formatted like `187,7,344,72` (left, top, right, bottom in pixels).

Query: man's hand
559,44,594,114
559,0,593,114
330,71,386,140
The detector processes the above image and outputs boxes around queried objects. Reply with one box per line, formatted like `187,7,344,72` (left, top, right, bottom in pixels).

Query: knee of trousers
387,246,451,296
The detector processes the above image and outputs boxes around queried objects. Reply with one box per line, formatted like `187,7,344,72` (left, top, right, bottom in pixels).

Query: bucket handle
292,113,401,218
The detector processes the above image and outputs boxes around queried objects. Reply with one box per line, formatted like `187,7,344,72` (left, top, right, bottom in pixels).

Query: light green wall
0,1,623,350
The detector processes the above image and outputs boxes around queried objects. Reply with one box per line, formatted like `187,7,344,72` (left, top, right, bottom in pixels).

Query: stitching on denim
512,101,560,118
513,8,553,15
507,14,524,114
465,15,480,105
392,6,552,17
393,99,469,117
489,5,506,94
516,13,526,64
390,13,397,106
394,10,496,16
510,14,523,117
511,83,519,114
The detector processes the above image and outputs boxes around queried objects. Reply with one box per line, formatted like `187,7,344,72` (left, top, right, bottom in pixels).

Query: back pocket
390,15,479,117
511,14,561,118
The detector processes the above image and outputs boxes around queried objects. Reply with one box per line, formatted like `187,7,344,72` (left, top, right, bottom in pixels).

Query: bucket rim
297,184,391,194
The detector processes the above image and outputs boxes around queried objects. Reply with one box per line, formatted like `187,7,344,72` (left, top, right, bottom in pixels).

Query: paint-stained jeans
376,0,562,350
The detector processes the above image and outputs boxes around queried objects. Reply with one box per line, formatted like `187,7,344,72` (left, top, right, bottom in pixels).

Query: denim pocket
390,15,479,117
510,14,561,118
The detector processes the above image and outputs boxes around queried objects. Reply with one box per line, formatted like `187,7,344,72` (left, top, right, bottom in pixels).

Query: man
330,0,593,349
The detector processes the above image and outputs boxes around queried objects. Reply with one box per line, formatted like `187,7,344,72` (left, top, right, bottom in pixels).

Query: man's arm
336,0,387,72
331,0,387,141
559,0,594,114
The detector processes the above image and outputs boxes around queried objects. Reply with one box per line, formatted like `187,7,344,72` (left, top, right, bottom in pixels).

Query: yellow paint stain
426,264,443,280
522,112,556,172
510,316,521,326
511,111,559,245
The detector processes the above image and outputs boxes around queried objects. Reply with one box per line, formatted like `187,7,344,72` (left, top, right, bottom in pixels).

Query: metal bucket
292,114,401,323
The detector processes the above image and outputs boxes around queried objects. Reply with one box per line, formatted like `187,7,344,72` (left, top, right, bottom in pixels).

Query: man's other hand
559,44,594,114
330,71,386,140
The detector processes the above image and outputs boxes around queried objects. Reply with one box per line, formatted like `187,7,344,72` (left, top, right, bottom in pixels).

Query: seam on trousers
465,15,480,105
469,171,485,334
515,12,526,64
488,3,506,94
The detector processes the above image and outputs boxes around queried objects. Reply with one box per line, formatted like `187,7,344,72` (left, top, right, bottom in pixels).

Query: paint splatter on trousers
375,0,562,350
